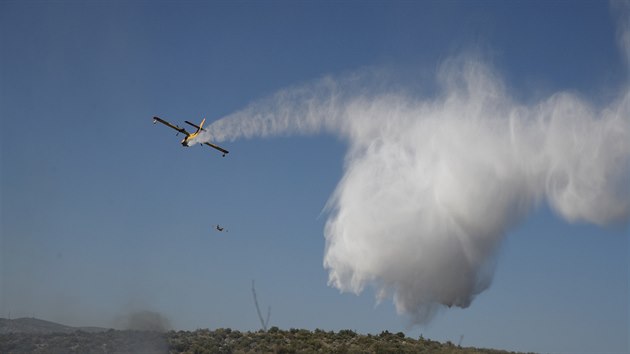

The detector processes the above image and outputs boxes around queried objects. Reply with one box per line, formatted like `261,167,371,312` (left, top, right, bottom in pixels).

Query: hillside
0,317,109,335
167,327,530,354
0,321,532,353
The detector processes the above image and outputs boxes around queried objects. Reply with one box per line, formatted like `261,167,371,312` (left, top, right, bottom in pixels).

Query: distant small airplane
215,224,227,232
153,116,229,157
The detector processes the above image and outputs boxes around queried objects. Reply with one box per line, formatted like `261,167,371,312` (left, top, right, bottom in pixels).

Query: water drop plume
196,57,630,324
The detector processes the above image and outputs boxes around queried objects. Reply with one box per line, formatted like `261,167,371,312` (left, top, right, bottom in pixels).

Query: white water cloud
195,55,629,324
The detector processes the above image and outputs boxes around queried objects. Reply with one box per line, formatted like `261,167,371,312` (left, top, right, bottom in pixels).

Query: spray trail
195,58,629,323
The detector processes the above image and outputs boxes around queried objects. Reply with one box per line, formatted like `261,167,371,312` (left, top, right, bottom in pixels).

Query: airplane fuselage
181,132,200,146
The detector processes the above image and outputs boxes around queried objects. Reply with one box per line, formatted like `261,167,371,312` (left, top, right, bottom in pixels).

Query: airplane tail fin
184,119,207,132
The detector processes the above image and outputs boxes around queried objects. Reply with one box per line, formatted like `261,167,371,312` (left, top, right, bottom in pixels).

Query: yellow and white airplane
153,116,229,157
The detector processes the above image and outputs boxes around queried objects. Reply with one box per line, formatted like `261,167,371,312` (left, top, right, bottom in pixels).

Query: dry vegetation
0,330,168,353
1,327,532,354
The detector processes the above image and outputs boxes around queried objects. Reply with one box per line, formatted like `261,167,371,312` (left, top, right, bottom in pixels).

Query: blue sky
1,1,628,353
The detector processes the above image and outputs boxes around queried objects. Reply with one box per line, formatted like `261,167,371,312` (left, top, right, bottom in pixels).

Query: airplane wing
153,116,189,136
204,142,229,156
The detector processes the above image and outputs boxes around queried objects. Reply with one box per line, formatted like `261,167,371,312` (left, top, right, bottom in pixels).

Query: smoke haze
121,311,172,332
196,59,629,324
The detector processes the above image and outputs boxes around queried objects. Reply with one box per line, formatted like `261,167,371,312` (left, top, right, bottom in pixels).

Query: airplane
215,224,227,232
153,116,229,157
